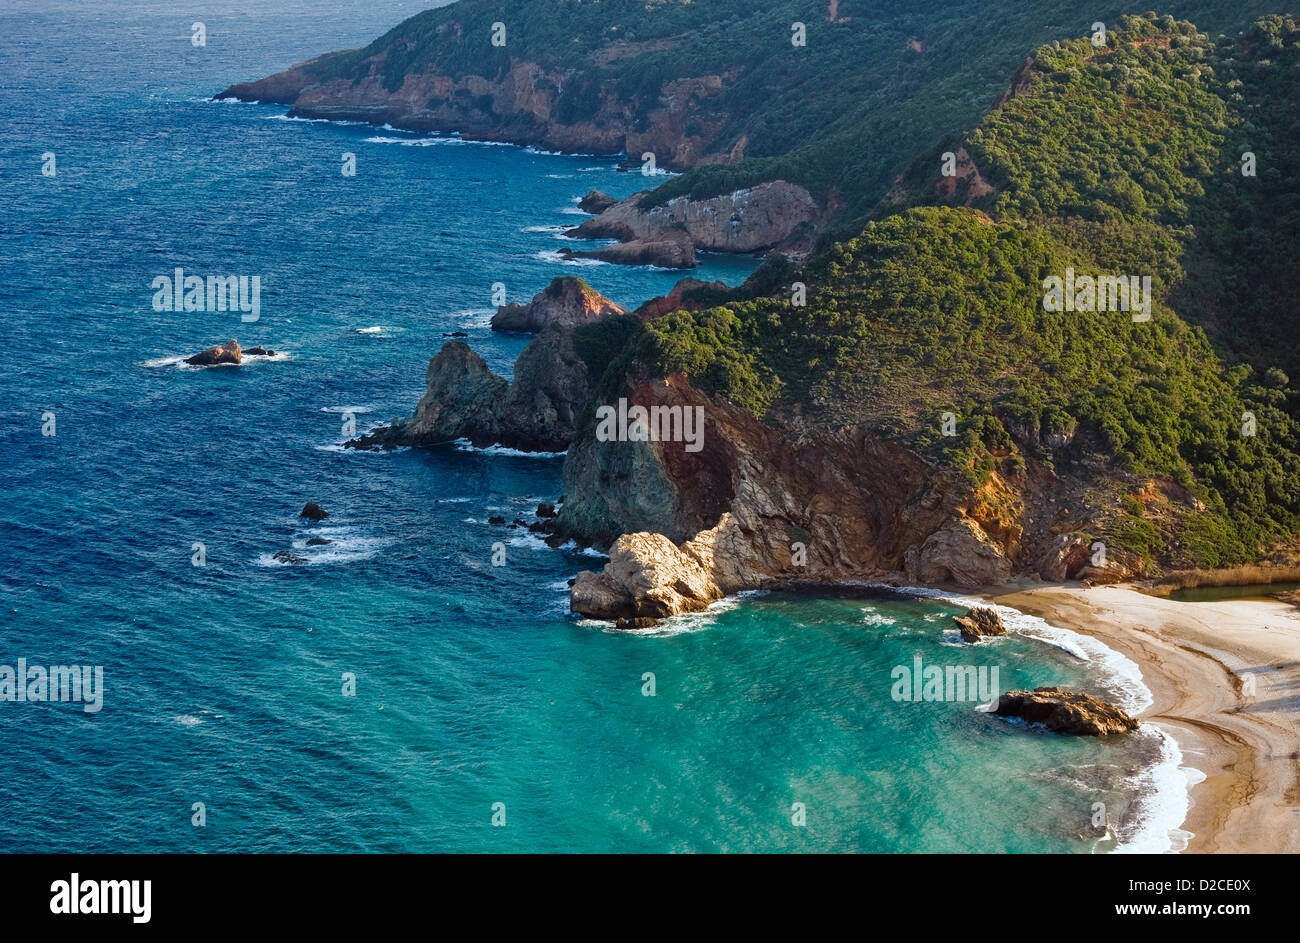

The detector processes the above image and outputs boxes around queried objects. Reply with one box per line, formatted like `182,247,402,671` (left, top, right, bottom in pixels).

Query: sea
0,0,1196,852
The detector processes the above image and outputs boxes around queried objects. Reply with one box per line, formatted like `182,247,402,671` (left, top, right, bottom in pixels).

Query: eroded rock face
952,607,1006,642
558,374,1095,620
567,181,819,256
403,342,508,446
217,60,732,173
491,277,627,333
348,325,599,453
993,687,1139,735
904,517,1013,589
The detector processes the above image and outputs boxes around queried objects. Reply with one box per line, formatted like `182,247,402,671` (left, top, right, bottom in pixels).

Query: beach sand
992,583,1300,853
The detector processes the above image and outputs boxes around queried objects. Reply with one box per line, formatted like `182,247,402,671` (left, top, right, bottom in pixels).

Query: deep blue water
0,0,1185,853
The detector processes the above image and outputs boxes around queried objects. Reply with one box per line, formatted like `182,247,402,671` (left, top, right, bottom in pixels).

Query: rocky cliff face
492,276,627,333
217,59,732,171
349,327,594,453
567,182,820,260
560,374,1136,621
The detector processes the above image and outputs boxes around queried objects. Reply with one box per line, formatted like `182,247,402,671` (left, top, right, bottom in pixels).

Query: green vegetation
300,0,1300,223
610,15,1300,567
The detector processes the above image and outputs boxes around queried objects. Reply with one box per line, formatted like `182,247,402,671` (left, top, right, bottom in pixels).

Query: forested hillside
589,14,1300,569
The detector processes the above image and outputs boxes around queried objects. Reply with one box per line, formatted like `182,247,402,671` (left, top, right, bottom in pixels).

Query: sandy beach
992,583,1300,853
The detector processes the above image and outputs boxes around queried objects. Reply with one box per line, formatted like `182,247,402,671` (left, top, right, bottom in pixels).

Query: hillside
561,13,1300,590
218,0,1300,235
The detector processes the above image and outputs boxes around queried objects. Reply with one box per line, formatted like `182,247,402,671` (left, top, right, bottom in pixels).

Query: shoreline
991,581,1300,854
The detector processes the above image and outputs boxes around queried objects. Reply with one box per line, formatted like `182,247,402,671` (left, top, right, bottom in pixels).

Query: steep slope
217,0,1300,240
555,14,1300,615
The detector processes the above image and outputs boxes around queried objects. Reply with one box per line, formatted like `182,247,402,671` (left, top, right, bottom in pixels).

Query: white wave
451,438,566,458
356,325,399,336
520,225,570,234
318,405,373,414
363,134,511,147
559,206,590,215
536,249,606,267
450,307,496,329
1110,726,1203,855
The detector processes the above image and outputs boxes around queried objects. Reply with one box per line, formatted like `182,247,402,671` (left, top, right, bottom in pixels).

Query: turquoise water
0,0,1183,853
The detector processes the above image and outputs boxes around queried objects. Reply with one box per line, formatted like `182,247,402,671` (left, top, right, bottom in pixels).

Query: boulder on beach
299,501,329,522
185,339,242,366
992,686,1138,736
952,606,1006,642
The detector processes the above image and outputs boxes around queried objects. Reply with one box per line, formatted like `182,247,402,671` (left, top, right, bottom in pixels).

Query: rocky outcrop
635,278,730,320
558,372,1111,619
299,501,329,522
560,231,697,269
992,687,1139,736
567,182,820,259
185,339,242,366
184,339,277,366
952,606,1006,642
348,322,601,453
491,277,627,332
216,58,734,173
578,191,617,214
904,517,1013,589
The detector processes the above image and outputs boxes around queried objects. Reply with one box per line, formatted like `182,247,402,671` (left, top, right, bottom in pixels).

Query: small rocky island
992,687,1139,736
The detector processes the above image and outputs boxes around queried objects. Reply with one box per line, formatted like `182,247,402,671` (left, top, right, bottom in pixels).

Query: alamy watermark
1,658,103,712
1042,268,1151,322
594,398,705,453
151,268,261,322
891,655,999,704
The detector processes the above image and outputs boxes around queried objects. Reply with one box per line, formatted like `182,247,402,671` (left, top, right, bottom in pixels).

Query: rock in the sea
488,515,506,525
578,190,617,214
993,686,1138,735
536,502,556,518
306,537,332,546
243,346,276,357
491,276,627,333
560,232,696,269
952,606,1006,642
299,501,329,522
273,550,308,565
185,339,242,366
349,326,596,454
614,617,659,630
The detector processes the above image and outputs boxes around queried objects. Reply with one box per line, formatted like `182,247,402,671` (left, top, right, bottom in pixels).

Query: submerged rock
993,686,1138,736
273,550,308,565
952,606,1006,642
615,617,659,630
